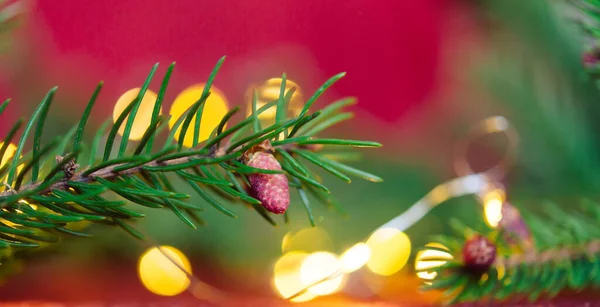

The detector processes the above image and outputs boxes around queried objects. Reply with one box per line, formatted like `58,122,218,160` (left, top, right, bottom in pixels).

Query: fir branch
419,200,600,304
0,57,382,269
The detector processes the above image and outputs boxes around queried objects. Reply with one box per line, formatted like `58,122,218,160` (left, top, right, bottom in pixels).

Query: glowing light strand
283,116,520,300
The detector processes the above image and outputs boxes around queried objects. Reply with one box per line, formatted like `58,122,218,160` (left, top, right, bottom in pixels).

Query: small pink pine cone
462,235,496,273
583,51,597,68
244,141,289,214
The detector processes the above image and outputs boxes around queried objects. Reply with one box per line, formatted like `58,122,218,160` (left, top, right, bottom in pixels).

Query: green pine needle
0,99,10,116
0,118,23,171
31,91,54,182
0,58,381,272
299,72,346,118
7,87,57,185
74,82,103,154
119,64,159,157
147,63,175,154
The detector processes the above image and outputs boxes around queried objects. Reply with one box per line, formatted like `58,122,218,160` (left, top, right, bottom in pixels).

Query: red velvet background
28,0,444,122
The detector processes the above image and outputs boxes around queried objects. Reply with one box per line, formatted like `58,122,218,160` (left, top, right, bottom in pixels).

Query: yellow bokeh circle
414,242,453,281
273,251,318,303
113,88,160,141
246,78,303,127
339,243,371,273
0,142,23,181
138,245,192,296
300,251,345,296
365,228,411,276
169,84,229,148
483,189,505,228
281,227,333,254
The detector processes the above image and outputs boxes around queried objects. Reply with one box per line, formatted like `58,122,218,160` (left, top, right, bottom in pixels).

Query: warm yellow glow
1,200,35,227
415,243,453,281
483,189,505,228
496,262,506,279
0,142,17,168
273,252,319,303
340,243,371,273
365,228,411,276
300,252,345,296
282,227,333,253
246,78,303,127
281,232,293,253
428,185,450,204
169,84,229,148
138,245,192,296
0,142,23,183
113,88,160,141
16,199,36,212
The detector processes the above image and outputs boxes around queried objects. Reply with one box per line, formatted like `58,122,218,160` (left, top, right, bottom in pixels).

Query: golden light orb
282,227,333,254
273,252,319,303
138,245,192,296
365,228,411,276
113,88,160,141
300,251,345,296
483,189,505,228
246,77,303,127
339,243,371,273
169,84,229,148
414,243,453,282
0,142,23,182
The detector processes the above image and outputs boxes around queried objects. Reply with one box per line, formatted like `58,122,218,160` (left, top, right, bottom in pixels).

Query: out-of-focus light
16,199,36,212
138,245,191,296
0,142,17,167
246,78,303,127
365,228,411,276
300,252,345,296
340,243,371,273
483,189,505,228
415,243,453,282
281,232,293,253
273,252,318,303
496,261,506,279
1,199,36,227
0,142,23,181
282,227,333,253
169,84,229,148
113,88,160,140
428,185,450,204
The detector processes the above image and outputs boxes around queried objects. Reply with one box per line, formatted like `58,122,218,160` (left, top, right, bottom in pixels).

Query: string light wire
284,116,520,300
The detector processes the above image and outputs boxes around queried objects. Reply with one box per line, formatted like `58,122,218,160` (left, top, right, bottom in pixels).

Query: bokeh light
340,243,371,273
0,142,23,182
365,228,411,276
300,252,345,296
273,252,319,303
113,88,160,141
246,77,303,127
138,245,191,296
414,243,453,282
169,84,229,148
483,189,505,228
282,227,333,253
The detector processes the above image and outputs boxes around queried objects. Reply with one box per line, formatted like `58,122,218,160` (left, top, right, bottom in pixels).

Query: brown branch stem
496,240,600,269
0,141,303,205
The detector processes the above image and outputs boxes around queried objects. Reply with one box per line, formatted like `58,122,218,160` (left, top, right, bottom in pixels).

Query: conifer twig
0,57,382,280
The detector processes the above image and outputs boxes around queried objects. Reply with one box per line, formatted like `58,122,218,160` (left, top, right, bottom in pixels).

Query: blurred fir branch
418,0,600,304
420,199,600,304
476,0,600,195
0,57,382,273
